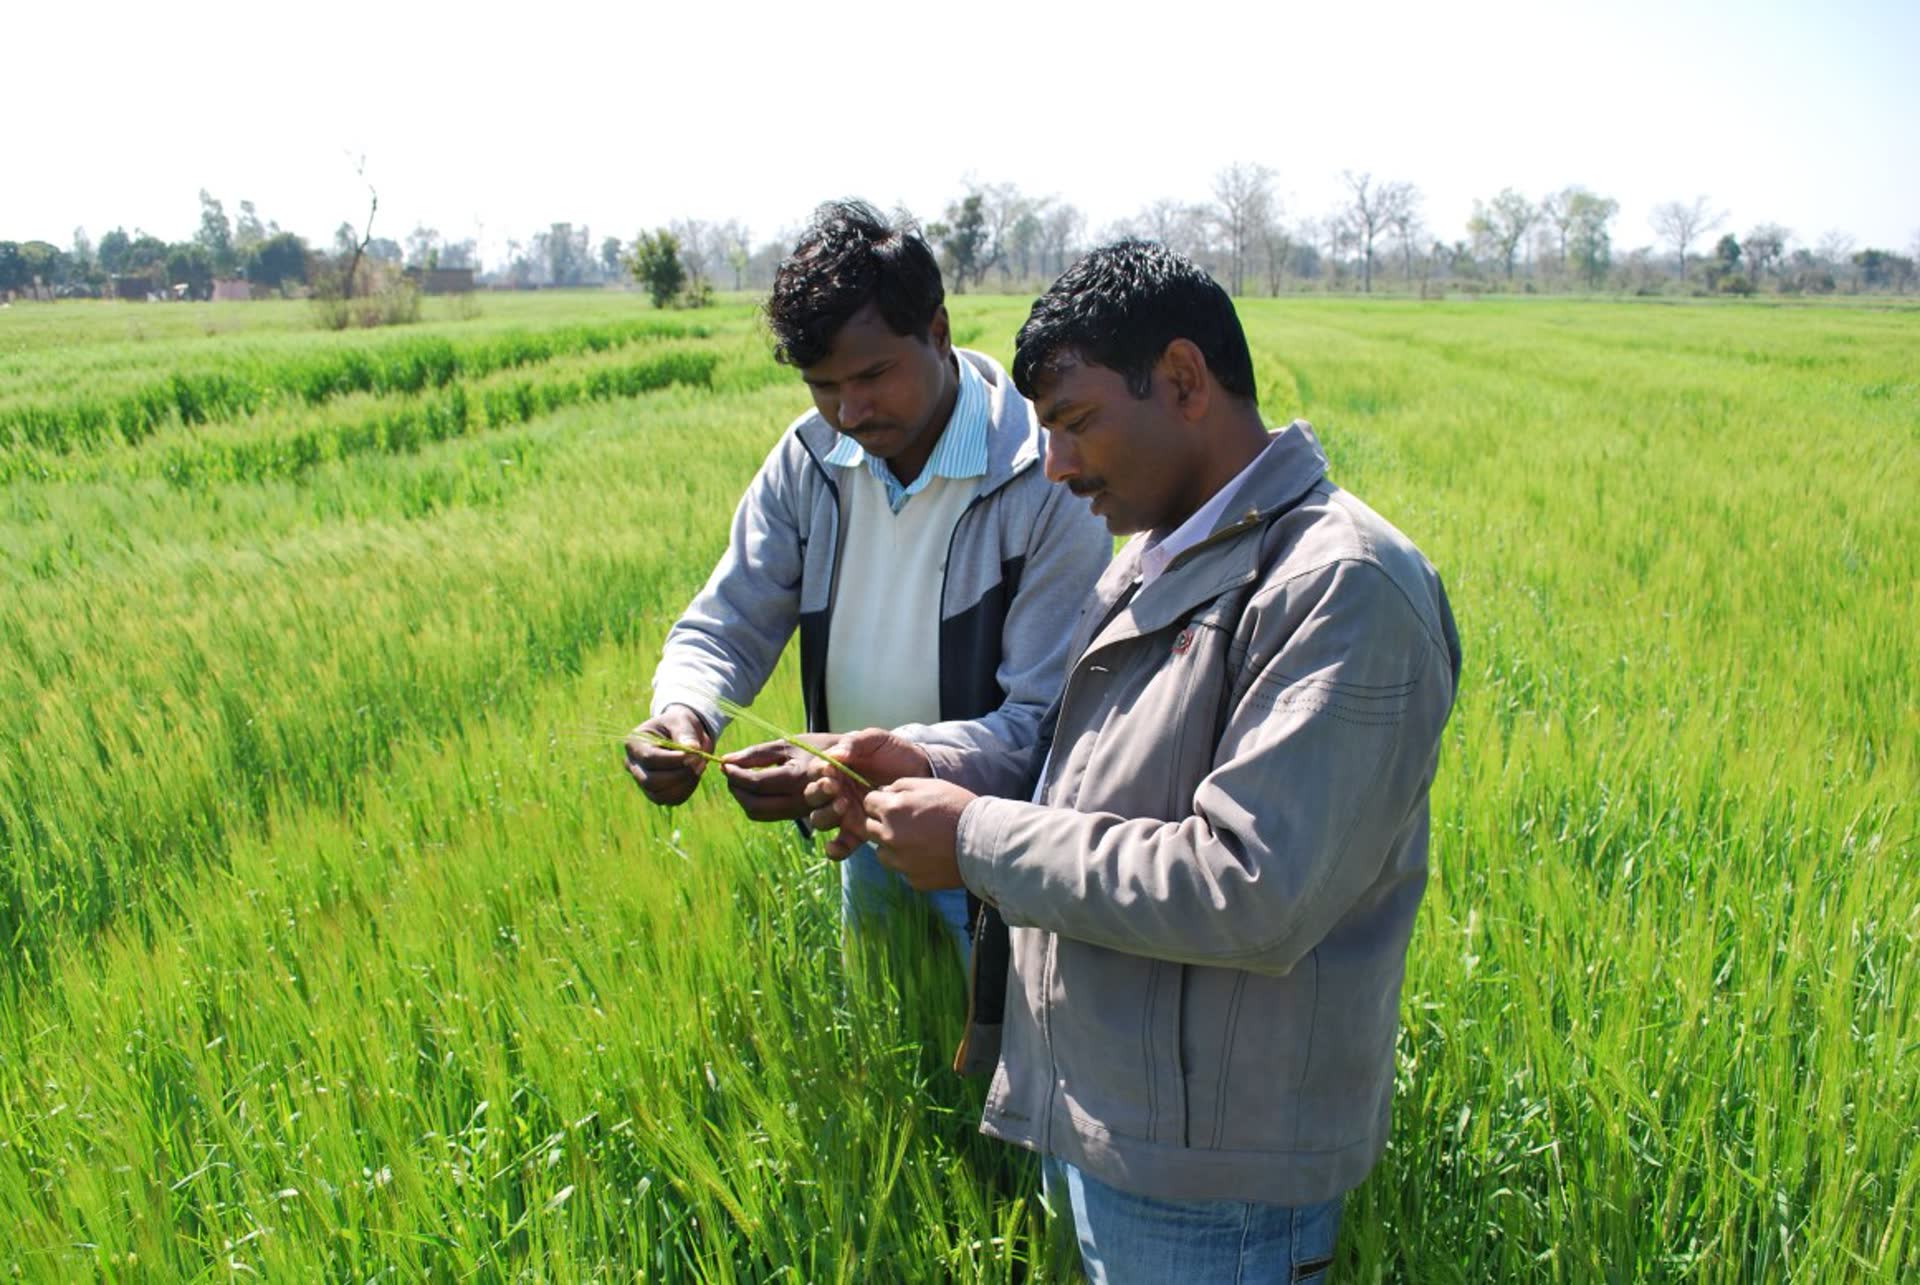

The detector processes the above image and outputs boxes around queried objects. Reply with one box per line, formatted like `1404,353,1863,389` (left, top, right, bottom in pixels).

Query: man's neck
888,354,961,485
1162,414,1272,534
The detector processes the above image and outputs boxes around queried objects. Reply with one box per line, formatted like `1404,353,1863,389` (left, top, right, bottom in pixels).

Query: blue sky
8,0,1916,265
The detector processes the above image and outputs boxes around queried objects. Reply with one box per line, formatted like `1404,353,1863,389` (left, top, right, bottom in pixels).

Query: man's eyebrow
806,359,890,386
1039,397,1085,424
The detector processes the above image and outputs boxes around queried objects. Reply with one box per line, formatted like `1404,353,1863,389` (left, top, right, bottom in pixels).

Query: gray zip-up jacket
651,349,1110,761
925,421,1461,1206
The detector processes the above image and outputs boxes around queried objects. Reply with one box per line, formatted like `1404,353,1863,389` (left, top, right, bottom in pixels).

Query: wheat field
1,291,1914,1281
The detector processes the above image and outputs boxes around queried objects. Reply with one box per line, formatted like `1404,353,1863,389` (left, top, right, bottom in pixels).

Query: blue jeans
1043,1157,1342,1284
839,842,972,968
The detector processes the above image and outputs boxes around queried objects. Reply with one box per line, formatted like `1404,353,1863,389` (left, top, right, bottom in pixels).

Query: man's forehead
1032,353,1121,415
802,303,902,378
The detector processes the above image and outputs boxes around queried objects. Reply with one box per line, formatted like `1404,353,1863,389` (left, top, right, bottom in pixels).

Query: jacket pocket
1051,940,1184,1146
1212,952,1318,1151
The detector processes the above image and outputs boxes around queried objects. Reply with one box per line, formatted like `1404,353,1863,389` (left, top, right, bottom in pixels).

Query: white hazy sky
8,0,1917,268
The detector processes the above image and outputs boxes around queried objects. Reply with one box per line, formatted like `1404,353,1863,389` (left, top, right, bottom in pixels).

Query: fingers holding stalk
624,705,716,807
803,772,870,859
720,736,840,822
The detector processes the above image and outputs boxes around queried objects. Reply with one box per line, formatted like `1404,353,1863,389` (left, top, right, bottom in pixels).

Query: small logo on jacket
1172,627,1195,655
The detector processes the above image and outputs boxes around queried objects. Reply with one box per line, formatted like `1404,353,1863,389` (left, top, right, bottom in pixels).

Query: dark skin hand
861,777,976,891
623,704,714,807
801,728,948,861
718,735,850,823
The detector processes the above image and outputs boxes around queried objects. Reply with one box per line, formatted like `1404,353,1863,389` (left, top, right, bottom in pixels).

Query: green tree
234,200,267,255
1468,188,1538,282
165,243,215,299
125,234,170,285
18,241,68,293
197,190,237,276
70,228,97,282
1743,224,1790,283
1563,190,1618,289
1704,234,1745,293
247,232,309,291
0,243,24,294
627,229,686,307
1851,248,1915,291
938,194,990,292
97,227,132,276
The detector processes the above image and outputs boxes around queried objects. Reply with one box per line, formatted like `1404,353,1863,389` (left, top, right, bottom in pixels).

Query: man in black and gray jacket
624,199,1109,957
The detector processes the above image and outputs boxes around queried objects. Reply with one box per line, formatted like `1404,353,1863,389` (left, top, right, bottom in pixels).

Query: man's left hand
863,777,977,891
720,736,842,822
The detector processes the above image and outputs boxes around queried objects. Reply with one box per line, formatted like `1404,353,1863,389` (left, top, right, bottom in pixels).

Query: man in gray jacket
623,200,1108,956
807,241,1460,1280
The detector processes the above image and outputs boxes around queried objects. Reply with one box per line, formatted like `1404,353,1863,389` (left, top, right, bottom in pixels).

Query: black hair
1012,239,1257,404
765,200,945,367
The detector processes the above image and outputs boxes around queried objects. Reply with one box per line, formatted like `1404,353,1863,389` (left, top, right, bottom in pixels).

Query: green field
1,291,1915,1281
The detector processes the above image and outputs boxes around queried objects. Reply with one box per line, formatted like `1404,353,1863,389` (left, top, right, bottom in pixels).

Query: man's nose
838,392,872,429
1043,430,1077,483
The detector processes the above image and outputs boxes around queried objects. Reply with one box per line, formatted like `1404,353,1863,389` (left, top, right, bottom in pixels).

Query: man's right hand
802,728,933,859
623,705,714,807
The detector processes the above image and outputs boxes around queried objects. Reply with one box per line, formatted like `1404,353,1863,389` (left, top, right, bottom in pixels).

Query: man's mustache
1066,479,1106,498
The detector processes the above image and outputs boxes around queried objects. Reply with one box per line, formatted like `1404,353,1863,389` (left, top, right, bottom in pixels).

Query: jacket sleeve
953,559,1457,976
648,436,809,734
897,471,1110,785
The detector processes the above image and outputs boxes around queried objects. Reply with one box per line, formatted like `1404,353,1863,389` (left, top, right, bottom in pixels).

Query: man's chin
1085,491,1139,535
846,428,905,456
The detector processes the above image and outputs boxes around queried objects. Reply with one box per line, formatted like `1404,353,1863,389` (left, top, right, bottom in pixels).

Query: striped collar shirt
822,351,991,512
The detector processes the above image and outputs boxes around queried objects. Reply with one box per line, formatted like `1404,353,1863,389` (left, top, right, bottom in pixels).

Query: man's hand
719,735,848,822
623,705,715,807
802,729,934,859
864,777,977,891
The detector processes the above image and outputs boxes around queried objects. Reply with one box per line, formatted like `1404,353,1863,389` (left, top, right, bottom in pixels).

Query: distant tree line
6,169,1915,302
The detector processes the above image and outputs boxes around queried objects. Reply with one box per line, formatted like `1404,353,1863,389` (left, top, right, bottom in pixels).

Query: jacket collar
793,348,1041,499
1082,420,1329,654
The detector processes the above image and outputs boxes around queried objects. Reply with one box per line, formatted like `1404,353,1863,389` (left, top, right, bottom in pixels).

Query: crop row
0,316,709,456
145,347,723,488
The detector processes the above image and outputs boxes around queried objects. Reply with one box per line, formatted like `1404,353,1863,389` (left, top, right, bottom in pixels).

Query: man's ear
1158,339,1211,422
928,305,952,355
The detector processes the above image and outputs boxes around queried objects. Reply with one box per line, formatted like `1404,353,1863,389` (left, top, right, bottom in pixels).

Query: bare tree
1387,191,1424,287
1210,162,1276,296
1541,189,1577,282
1260,215,1294,295
1650,196,1725,280
404,224,440,270
1319,210,1355,289
1341,172,1414,293
1039,202,1084,278
1130,197,1211,261
339,154,379,299
715,220,752,291
1006,198,1048,284
670,219,717,292
1817,230,1858,290
977,181,1033,285
1468,188,1539,283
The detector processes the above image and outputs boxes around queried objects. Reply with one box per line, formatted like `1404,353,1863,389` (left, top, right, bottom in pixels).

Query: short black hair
1012,239,1258,404
765,200,945,368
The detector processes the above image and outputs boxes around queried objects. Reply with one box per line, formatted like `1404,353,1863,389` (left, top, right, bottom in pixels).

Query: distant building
404,267,475,295
211,278,253,302
111,276,150,301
